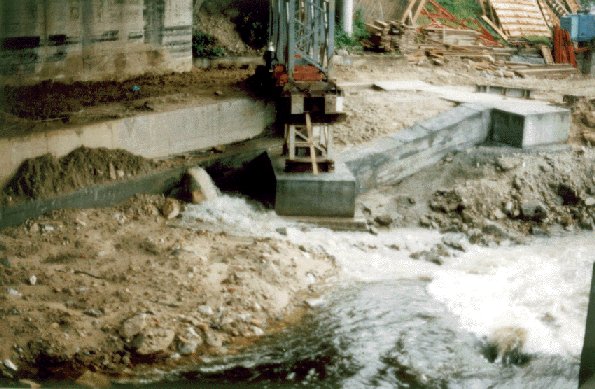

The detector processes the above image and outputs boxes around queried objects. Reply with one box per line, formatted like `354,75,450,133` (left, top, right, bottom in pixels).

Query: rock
495,157,519,172
28,275,37,286
119,313,147,339
177,327,203,355
276,227,288,236
41,224,55,233
442,233,468,252
585,197,595,207
251,326,265,336
492,209,506,220
116,170,125,179
3,359,17,372
502,201,514,216
161,198,180,219
84,308,104,318
520,200,548,222
374,215,393,227
132,328,175,355
18,379,40,389
109,163,117,180
214,90,224,96
6,288,22,298
305,272,316,285
202,328,223,348
186,167,220,204
305,297,325,308
113,213,127,225
75,370,111,388
198,305,214,316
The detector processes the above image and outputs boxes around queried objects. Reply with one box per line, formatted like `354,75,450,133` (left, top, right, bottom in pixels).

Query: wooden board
487,0,551,38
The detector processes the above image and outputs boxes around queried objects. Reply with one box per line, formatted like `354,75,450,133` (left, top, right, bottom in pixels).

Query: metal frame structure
269,0,335,82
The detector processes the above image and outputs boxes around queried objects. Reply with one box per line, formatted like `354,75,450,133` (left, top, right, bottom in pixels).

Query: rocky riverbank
0,195,336,386
360,145,594,263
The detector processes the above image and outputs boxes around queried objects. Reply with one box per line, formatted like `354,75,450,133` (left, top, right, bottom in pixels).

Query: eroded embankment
0,195,336,384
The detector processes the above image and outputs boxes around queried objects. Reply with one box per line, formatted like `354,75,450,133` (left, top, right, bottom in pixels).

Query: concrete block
343,104,491,193
491,104,570,148
270,153,356,217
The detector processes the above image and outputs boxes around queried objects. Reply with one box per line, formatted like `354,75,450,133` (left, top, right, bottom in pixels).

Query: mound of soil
3,147,157,202
361,147,595,244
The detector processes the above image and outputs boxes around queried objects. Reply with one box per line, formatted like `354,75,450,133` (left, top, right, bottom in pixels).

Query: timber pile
479,0,580,40
362,20,404,52
507,62,579,78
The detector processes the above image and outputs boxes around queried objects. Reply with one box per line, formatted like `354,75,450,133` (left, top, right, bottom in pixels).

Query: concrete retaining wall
0,0,193,83
342,103,491,192
0,167,187,229
0,98,275,188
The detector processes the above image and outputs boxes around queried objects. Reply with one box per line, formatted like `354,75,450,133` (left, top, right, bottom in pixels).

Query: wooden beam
481,15,509,42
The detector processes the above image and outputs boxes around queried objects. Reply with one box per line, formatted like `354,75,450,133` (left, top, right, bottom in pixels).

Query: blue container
561,14,595,42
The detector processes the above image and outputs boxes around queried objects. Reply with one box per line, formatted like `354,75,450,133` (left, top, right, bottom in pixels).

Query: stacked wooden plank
487,0,551,38
507,62,579,77
480,0,580,40
361,20,403,52
423,28,482,46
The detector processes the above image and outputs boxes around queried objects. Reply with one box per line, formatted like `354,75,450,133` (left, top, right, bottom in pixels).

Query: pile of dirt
3,147,157,202
566,96,595,145
360,147,595,245
0,194,335,383
195,9,258,55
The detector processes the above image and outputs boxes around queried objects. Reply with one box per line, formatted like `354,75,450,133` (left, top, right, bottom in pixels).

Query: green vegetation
192,32,225,58
335,8,370,49
524,35,552,47
435,0,483,20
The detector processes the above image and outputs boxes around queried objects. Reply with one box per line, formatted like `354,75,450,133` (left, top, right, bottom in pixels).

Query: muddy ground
0,195,336,385
0,68,254,137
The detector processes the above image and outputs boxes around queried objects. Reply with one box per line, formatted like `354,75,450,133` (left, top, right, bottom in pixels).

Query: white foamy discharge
183,195,443,281
427,234,595,358
184,195,594,357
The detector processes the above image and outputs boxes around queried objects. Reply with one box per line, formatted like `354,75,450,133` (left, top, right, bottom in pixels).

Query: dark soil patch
2,147,157,202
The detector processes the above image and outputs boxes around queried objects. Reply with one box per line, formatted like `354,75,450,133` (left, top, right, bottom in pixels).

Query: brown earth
0,68,254,136
0,195,335,384
360,146,595,248
2,147,159,205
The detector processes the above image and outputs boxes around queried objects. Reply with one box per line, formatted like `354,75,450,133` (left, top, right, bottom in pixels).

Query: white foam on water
184,194,594,358
427,234,594,357
183,195,443,282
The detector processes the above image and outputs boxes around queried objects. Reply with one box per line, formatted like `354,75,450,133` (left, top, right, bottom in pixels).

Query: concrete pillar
342,0,353,36
580,263,595,388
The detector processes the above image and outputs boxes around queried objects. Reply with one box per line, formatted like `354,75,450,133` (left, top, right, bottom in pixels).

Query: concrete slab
491,103,570,148
269,152,356,217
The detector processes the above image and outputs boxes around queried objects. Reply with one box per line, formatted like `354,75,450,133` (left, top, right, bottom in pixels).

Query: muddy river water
131,196,594,388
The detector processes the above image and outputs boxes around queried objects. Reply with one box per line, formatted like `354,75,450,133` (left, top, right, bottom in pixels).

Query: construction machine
256,0,345,174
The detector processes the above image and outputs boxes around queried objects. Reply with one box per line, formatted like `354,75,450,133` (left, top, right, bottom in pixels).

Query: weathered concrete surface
342,103,491,193
491,104,570,148
0,98,275,188
270,153,356,217
580,263,595,388
0,0,192,83
0,137,281,228
0,167,187,229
